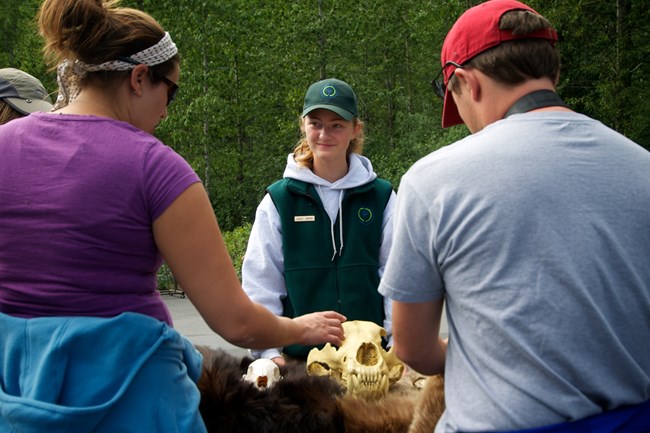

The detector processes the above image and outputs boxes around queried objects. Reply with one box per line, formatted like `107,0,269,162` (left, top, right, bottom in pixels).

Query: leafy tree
3,0,647,234
0,0,53,93
536,0,650,146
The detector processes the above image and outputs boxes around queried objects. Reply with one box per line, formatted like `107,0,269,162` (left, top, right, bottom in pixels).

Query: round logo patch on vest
357,207,374,224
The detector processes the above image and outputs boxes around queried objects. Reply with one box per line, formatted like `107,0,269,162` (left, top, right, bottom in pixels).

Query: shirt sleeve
379,191,396,342
144,142,201,222
242,194,287,359
378,175,444,303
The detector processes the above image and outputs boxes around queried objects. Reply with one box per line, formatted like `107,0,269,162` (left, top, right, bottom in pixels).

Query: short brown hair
450,9,559,92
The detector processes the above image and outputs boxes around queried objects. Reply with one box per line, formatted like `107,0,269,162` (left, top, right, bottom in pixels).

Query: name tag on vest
294,215,315,222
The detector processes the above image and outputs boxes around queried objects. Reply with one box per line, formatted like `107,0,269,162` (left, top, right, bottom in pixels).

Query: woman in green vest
242,78,396,366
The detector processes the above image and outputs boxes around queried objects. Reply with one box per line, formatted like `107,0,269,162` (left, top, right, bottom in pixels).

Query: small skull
307,320,404,400
242,358,282,390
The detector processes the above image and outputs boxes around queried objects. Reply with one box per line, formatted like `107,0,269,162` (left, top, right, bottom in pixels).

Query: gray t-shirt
379,112,650,432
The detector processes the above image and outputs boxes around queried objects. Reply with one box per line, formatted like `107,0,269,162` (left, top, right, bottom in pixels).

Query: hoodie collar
283,153,377,188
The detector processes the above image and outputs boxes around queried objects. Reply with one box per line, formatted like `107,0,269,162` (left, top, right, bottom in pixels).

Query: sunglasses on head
116,56,178,106
431,60,463,100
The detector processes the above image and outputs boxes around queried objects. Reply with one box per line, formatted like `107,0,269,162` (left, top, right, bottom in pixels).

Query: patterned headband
54,32,178,109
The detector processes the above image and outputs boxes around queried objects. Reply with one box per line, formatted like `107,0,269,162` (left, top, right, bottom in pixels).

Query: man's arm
392,297,447,375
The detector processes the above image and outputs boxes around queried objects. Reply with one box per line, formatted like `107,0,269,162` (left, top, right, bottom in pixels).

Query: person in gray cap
242,77,396,366
0,67,53,125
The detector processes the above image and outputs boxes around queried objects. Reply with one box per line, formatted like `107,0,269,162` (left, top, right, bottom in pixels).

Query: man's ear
453,68,481,102
129,64,149,96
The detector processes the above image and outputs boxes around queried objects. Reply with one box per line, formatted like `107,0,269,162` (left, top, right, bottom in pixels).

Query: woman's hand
292,311,346,347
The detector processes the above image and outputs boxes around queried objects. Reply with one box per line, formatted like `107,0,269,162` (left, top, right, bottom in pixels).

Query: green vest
267,177,393,358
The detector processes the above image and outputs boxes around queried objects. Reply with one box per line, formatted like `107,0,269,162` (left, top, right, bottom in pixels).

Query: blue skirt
0,312,207,433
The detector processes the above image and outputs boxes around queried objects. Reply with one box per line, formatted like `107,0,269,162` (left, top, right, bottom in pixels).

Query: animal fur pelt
197,346,344,433
408,374,446,433
196,346,445,433
338,369,445,433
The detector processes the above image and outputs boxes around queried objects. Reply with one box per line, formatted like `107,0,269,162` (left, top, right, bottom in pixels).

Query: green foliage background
158,223,250,290
2,0,649,243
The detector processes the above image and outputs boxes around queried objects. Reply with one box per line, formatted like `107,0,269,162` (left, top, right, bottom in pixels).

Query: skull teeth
348,372,389,399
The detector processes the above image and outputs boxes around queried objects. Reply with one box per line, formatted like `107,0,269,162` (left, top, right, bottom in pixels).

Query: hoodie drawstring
329,219,337,261
337,190,344,257
318,186,344,261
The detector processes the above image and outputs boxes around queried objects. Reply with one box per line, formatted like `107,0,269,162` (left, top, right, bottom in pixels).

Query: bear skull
306,320,404,400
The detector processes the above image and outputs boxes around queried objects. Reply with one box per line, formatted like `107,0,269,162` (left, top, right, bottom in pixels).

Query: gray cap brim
302,104,355,121
4,96,54,115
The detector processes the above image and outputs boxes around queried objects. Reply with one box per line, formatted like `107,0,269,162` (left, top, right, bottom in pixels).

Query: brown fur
338,392,417,433
197,346,344,433
408,374,446,433
196,347,445,433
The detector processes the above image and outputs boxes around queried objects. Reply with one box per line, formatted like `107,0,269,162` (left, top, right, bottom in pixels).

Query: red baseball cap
439,0,558,128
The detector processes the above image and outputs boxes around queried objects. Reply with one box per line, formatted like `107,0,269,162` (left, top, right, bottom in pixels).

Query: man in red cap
379,1,650,432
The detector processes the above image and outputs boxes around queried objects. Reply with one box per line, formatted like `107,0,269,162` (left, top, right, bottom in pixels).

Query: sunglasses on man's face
431,61,463,100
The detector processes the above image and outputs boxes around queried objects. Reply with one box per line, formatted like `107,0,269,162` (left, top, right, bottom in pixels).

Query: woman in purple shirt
0,1,344,432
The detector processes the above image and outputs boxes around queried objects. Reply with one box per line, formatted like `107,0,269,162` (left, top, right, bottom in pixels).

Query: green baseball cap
0,68,53,115
302,78,358,121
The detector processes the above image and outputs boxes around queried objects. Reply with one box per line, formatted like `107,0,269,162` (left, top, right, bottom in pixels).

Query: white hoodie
242,153,395,360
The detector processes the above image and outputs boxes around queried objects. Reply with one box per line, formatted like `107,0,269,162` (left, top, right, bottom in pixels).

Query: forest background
2,0,649,279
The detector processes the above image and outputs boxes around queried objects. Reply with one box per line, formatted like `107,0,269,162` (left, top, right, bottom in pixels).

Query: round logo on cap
322,85,337,98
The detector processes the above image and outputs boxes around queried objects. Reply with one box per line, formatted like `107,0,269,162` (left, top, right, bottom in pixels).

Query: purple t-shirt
0,113,200,325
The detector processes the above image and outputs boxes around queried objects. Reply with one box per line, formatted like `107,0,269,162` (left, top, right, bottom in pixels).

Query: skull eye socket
308,361,332,375
357,342,379,366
